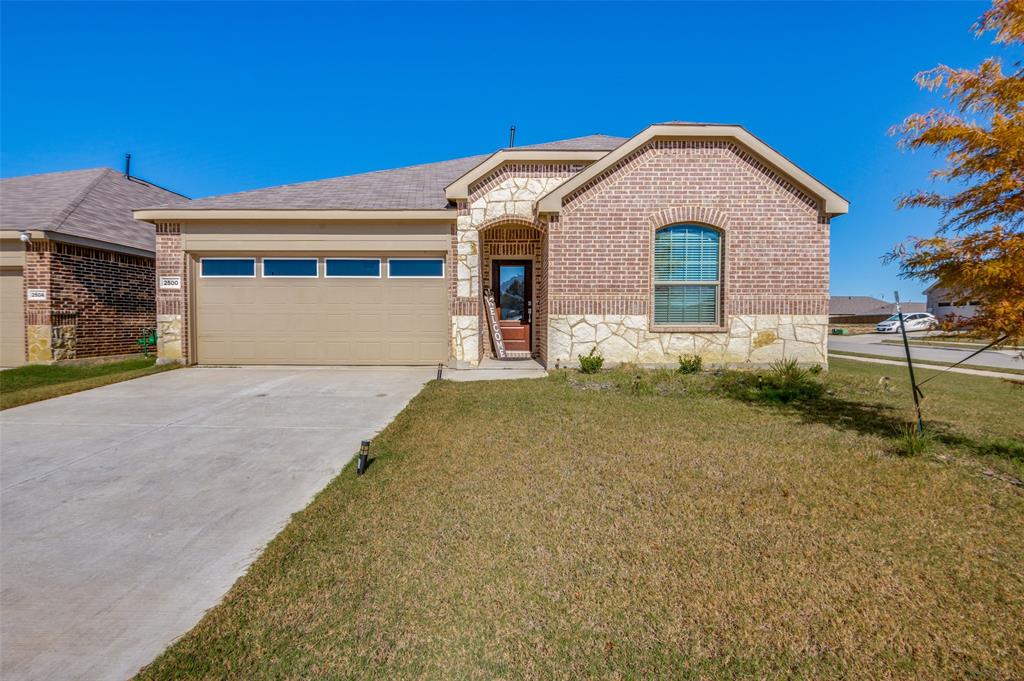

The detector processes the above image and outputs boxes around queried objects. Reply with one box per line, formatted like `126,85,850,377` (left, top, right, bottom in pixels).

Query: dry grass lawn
137,359,1023,680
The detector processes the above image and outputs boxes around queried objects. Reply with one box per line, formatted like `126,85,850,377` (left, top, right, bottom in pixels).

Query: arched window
653,224,721,325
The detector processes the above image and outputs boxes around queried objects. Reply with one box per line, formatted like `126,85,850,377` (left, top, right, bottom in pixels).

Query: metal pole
894,291,924,433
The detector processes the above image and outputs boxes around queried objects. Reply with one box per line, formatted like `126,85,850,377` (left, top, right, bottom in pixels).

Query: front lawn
137,359,1023,680
0,356,177,409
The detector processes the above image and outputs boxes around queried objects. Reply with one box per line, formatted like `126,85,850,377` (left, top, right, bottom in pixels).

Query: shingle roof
0,168,186,253
150,134,628,212
514,134,627,151
830,296,925,316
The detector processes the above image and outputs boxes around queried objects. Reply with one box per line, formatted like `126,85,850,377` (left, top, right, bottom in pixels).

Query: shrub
808,364,823,375
713,360,824,404
894,424,933,457
756,359,823,403
578,347,605,374
678,354,703,374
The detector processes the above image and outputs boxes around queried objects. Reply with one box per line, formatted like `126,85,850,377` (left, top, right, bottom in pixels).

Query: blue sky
1,1,1011,300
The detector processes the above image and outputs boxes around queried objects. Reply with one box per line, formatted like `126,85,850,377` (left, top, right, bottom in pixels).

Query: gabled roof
139,134,628,216
0,168,186,253
536,123,849,215
133,126,847,222
829,296,925,316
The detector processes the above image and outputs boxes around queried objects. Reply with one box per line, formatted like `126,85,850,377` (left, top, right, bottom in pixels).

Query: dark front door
492,260,532,352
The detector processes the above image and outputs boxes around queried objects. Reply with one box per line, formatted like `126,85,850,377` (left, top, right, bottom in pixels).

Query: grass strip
0,357,178,410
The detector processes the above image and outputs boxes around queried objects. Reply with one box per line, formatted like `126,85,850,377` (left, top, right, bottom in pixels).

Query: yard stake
894,291,925,433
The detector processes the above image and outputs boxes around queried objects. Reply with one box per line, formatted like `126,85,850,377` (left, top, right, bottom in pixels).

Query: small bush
678,354,703,374
808,364,823,375
894,424,933,457
712,360,824,404
578,347,605,374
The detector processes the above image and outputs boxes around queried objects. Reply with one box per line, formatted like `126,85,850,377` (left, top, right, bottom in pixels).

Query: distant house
924,283,981,320
829,296,925,325
0,168,185,366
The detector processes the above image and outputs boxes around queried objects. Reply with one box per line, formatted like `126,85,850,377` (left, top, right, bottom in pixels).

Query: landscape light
357,440,370,476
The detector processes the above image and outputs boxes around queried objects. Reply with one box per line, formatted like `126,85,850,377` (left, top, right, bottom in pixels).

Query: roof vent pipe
508,125,516,148
124,153,131,178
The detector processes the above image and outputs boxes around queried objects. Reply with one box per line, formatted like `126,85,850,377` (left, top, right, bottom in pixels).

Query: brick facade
147,132,837,369
551,140,829,320
23,239,155,361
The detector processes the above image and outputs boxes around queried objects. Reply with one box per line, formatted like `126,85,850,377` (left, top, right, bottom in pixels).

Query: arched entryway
478,221,547,364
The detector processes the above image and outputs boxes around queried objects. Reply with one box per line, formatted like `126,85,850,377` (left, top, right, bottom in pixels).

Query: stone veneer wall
23,240,155,362
549,314,828,367
450,163,583,366
546,140,831,368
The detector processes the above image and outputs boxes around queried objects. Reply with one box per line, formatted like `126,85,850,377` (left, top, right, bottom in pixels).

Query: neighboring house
0,168,185,366
829,295,925,325
924,282,981,320
134,122,849,368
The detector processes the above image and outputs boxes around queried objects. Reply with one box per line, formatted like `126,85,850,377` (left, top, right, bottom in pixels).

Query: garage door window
201,258,256,277
388,258,444,278
325,258,381,278
262,258,318,278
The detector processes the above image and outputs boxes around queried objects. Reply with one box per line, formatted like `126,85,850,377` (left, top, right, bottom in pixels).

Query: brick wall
550,140,830,319
24,240,155,359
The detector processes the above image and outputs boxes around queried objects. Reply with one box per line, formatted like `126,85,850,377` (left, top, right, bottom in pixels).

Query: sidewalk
830,353,1024,381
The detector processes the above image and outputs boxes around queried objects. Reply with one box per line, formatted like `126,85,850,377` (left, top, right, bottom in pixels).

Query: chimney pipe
124,153,131,178
509,125,516,148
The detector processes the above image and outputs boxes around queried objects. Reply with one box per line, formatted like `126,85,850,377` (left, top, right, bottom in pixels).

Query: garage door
194,256,448,365
0,268,26,367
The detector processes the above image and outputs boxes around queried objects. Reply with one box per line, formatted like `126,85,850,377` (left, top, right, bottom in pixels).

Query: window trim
324,257,382,279
386,257,445,279
650,223,724,330
199,257,257,278
260,257,320,279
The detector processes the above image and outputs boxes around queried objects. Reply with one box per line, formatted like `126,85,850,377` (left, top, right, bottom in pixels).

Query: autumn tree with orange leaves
889,0,1024,340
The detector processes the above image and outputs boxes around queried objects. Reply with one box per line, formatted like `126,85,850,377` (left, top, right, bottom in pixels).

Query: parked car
875,312,938,333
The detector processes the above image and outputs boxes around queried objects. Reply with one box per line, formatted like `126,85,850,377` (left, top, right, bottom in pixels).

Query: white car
875,312,938,333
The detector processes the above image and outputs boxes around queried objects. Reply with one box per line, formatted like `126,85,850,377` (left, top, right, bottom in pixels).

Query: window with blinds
653,225,720,325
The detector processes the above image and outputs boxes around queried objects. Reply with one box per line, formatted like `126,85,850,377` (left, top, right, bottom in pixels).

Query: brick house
134,123,848,368
0,168,185,366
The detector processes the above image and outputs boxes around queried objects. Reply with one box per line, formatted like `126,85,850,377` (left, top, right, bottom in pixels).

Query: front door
492,260,532,352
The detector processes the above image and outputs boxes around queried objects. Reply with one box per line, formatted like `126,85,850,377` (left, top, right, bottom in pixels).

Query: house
829,295,925,325
924,283,981,320
0,167,185,366
134,123,849,368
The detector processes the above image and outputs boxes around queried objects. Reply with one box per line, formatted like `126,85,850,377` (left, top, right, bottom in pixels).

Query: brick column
23,242,53,362
155,223,186,364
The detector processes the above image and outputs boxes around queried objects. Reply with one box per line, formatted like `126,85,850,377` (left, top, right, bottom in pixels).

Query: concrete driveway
0,366,434,681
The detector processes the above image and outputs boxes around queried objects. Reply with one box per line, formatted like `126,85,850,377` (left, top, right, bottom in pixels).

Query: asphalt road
828,332,1023,372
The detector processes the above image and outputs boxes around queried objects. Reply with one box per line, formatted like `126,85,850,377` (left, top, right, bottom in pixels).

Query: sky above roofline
0,1,1002,300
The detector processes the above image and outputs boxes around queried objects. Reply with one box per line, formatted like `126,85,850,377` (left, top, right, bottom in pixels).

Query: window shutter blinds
653,225,720,324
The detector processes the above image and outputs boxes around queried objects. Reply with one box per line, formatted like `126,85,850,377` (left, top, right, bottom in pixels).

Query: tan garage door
0,268,26,367
194,256,448,365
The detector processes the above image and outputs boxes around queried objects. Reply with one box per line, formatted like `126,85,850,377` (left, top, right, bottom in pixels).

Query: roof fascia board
536,124,849,215
42,230,154,257
444,150,609,200
133,209,457,223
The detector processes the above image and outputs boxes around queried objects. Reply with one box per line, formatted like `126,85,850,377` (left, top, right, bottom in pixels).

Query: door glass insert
498,265,526,321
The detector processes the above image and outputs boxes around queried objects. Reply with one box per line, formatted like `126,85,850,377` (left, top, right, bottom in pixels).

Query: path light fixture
357,440,370,476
